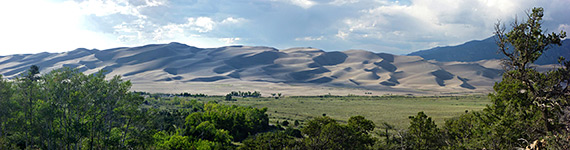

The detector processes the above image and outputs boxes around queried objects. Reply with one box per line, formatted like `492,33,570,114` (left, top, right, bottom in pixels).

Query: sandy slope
0,43,524,95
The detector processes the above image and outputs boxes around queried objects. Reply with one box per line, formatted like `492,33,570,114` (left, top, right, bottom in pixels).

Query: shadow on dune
431,69,455,86
187,76,228,82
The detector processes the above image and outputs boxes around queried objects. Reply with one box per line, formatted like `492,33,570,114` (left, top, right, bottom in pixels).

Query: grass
195,95,491,129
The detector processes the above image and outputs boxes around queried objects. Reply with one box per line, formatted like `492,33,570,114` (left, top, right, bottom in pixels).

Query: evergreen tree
495,7,567,134
443,7,569,149
406,112,443,149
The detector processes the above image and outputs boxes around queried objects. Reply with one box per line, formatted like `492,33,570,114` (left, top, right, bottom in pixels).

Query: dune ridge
0,43,516,95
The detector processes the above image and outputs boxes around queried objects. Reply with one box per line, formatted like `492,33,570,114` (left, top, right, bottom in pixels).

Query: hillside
0,43,508,95
408,36,570,65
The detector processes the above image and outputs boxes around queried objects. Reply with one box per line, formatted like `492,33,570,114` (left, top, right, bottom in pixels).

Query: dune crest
0,43,513,95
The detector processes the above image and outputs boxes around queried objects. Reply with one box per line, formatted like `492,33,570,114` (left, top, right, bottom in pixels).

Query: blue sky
1,0,569,55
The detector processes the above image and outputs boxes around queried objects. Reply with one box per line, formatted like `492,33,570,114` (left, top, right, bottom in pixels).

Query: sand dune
0,43,526,95
354,72,381,80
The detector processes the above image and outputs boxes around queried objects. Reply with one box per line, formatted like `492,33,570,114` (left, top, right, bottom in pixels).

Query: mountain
408,36,570,65
0,43,508,95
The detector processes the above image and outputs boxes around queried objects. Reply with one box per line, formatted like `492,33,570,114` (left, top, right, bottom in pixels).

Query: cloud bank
0,0,569,55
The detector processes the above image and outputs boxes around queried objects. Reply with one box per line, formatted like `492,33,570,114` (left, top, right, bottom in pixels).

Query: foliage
184,121,232,145
302,116,376,150
153,131,225,150
443,78,544,149
281,120,290,126
441,7,569,149
493,7,568,148
152,101,271,149
442,113,479,149
225,94,233,101
239,115,377,149
495,7,568,133
228,91,261,97
0,75,16,149
405,112,444,149
239,131,299,150
0,67,149,149
374,122,401,149
185,102,270,141
284,127,302,138
176,92,207,97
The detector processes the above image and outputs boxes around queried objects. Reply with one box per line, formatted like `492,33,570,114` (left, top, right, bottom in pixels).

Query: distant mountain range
0,42,511,95
408,36,570,65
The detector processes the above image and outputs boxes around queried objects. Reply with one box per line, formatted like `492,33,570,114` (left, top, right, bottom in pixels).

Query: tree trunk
542,107,552,133
1,122,4,139
121,118,131,148
90,122,95,150
385,128,390,145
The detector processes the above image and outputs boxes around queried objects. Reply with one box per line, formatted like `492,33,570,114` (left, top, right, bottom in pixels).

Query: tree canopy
440,7,569,149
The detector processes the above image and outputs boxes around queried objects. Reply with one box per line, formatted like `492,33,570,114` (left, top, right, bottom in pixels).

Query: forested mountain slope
408,36,570,65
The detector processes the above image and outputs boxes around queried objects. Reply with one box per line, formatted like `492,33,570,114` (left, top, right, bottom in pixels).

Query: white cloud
73,0,167,19
329,0,359,6
112,18,156,43
192,17,215,33
1,0,568,56
0,0,128,55
288,0,317,9
219,38,241,44
558,24,570,33
148,16,245,44
336,31,349,40
152,24,184,41
76,0,142,18
111,15,244,45
0,0,173,55
295,36,325,41
334,0,544,52
221,17,246,24
143,0,168,7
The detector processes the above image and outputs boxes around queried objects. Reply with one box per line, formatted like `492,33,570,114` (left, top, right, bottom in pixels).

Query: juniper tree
494,7,568,134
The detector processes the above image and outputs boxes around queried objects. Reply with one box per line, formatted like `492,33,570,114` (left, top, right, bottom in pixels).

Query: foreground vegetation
0,7,568,149
0,67,274,149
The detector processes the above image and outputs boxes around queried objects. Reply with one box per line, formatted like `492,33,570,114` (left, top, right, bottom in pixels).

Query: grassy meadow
157,95,490,129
